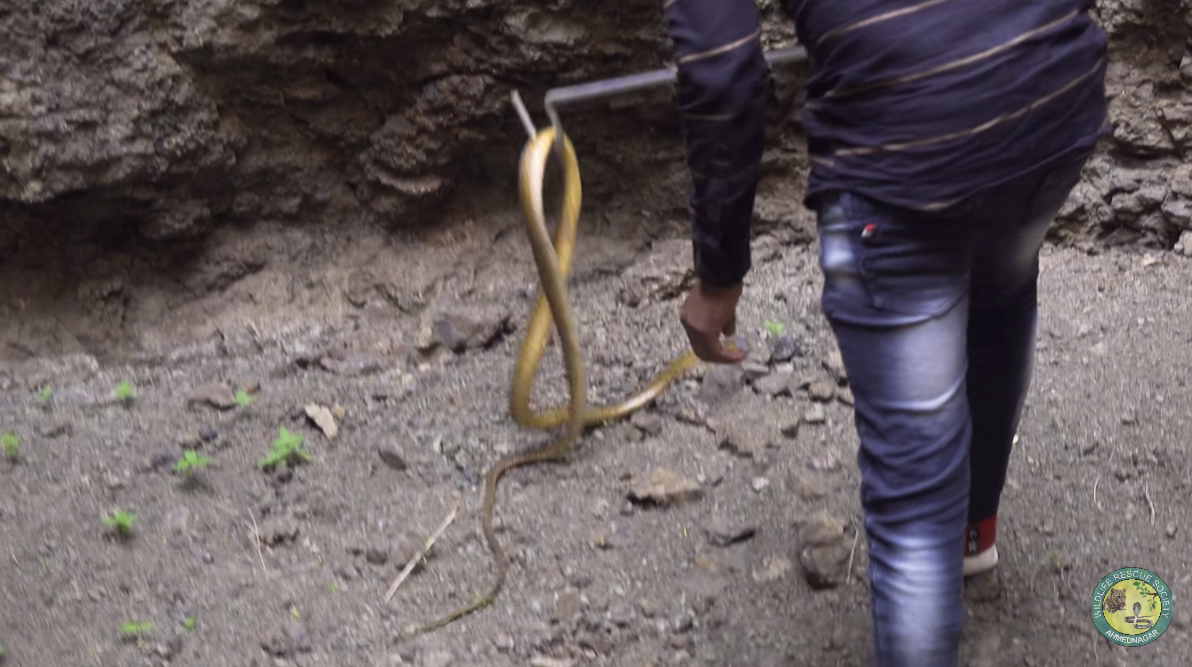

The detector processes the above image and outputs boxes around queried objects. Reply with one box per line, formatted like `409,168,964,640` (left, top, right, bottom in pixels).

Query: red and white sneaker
963,515,999,577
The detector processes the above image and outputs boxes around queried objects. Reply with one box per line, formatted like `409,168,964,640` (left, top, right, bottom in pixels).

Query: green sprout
103,509,137,536
35,386,53,404
119,621,152,644
258,427,310,470
183,616,197,631
233,388,256,407
114,380,136,404
1042,548,1068,574
120,621,152,635
764,320,787,337
1,433,19,462
174,450,211,476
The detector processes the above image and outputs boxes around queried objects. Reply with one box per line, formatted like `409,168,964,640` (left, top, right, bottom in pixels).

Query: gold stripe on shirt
833,56,1104,157
814,0,953,47
825,10,1081,101
678,30,761,65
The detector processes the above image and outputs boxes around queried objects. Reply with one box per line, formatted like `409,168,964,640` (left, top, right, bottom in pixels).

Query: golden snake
405,128,699,635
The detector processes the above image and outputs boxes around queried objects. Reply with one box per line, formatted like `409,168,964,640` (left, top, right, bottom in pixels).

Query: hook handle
511,45,809,154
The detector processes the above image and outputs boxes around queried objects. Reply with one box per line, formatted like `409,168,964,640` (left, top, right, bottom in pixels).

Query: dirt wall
0,0,682,246
2,0,1189,243
0,0,1189,358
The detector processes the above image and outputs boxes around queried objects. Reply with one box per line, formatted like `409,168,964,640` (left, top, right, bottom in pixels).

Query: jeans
813,149,1092,667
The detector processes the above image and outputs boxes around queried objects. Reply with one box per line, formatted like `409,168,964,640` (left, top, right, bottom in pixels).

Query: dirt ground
1,195,1190,667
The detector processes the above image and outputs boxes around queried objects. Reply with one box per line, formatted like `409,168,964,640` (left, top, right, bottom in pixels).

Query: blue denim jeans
814,149,1092,667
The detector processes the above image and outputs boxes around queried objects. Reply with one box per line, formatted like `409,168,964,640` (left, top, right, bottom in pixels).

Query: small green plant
233,388,256,407
114,380,136,404
103,509,137,536
764,320,787,337
259,427,310,470
35,386,53,404
174,449,211,476
1,433,19,462
1042,548,1068,574
119,621,152,645
183,616,197,631
120,621,152,635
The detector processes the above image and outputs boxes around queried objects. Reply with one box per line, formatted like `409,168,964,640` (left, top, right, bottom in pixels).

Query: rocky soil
1,216,1191,667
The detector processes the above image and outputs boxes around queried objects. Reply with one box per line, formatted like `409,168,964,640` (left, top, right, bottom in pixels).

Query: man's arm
662,0,769,289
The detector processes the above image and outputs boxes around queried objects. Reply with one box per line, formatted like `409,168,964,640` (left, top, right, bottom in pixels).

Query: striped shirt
663,0,1109,288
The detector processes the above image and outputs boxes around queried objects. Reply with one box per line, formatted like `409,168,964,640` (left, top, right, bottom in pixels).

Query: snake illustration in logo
1092,567,1173,647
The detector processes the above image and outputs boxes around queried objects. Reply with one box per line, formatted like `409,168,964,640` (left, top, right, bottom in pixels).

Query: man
665,1,1108,666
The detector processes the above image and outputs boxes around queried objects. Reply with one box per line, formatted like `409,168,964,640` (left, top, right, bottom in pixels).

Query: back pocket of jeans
850,201,972,319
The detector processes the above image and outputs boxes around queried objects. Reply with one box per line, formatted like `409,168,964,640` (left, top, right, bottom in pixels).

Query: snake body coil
406,128,698,635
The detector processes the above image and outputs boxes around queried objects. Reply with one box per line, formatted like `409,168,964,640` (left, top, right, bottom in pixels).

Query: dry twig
385,493,462,602
846,517,861,586
1093,477,1101,510
1144,483,1156,526
248,509,268,575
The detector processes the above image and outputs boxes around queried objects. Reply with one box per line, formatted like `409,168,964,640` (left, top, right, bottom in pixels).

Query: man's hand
680,280,747,364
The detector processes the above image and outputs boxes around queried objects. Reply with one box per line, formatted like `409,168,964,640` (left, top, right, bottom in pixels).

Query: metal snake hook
511,90,538,141
532,45,808,156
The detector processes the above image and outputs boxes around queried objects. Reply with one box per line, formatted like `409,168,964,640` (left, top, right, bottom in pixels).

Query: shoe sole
963,544,999,577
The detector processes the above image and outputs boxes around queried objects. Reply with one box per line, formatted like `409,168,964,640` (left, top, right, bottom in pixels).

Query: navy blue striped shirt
662,0,1109,288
